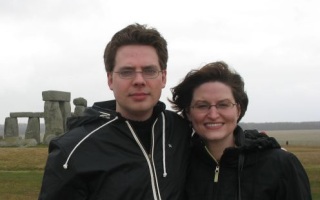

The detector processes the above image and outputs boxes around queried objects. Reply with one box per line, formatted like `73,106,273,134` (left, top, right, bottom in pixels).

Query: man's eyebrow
142,65,158,69
118,66,134,70
117,65,158,70
216,99,233,104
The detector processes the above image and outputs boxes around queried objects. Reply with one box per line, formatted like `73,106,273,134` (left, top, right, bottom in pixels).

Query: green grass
286,146,320,199
0,145,319,199
307,167,320,199
0,171,43,200
0,147,47,200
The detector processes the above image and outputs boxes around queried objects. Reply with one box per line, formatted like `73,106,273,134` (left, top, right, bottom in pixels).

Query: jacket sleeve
278,152,312,200
38,139,88,200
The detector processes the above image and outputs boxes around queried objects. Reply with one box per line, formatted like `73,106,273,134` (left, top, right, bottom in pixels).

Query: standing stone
73,97,87,116
43,101,64,141
42,90,71,143
60,102,71,131
4,117,19,138
25,117,40,144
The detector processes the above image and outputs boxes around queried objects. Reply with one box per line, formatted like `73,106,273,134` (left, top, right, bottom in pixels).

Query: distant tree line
0,122,320,136
239,121,320,131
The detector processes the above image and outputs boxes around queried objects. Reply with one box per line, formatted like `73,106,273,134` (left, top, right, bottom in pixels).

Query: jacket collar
67,100,166,130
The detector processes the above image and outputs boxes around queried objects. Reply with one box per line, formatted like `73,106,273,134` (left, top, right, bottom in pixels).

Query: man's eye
120,70,134,76
143,69,157,75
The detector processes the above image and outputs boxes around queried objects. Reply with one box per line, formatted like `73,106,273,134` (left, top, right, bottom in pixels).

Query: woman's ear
237,104,241,119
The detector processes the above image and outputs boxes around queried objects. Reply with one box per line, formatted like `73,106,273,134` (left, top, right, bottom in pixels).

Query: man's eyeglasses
190,102,237,114
114,68,163,79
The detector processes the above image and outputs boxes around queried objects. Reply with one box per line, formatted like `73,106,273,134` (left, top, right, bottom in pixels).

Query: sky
1,0,319,124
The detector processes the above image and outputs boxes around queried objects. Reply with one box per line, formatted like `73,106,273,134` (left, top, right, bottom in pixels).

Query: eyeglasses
113,68,163,79
190,102,237,114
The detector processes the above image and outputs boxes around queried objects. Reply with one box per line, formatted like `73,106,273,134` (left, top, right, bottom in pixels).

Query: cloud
1,0,320,124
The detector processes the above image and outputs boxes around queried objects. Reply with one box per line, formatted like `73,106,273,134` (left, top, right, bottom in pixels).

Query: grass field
0,145,319,199
0,147,47,200
267,129,320,146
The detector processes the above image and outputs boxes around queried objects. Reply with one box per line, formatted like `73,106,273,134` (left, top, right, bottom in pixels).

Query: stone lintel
42,90,71,102
10,112,44,118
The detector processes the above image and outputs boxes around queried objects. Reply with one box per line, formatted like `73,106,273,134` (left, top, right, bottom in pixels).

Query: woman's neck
205,136,235,162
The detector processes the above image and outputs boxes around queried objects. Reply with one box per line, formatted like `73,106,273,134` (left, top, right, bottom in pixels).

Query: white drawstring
63,117,118,169
161,112,167,177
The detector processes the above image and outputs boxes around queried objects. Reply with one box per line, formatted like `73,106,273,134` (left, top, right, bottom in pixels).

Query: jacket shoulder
241,129,281,151
48,126,88,152
165,110,190,128
165,110,187,122
164,110,192,137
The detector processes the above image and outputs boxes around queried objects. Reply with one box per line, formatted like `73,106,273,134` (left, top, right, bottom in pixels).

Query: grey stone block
42,90,71,102
43,101,64,141
25,117,40,143
23,139,38,147
73,97,87,106
4,117,19,138
43,134,57,145
10,112,44,118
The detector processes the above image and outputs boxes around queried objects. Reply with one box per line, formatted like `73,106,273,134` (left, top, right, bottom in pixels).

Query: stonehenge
6,112,43,144
1,90,87,146
42,90,71,143
73,97,87,117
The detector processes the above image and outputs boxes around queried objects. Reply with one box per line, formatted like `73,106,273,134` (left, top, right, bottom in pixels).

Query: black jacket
186,126,312,200
39,100,191,200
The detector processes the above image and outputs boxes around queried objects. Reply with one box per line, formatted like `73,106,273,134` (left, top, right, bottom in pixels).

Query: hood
66,100,117,131
67,100,167,131
190,125,281,166
236,126,281,152
191,125,280,151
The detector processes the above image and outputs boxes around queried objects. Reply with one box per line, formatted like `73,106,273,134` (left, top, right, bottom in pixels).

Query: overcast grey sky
1,0,319,124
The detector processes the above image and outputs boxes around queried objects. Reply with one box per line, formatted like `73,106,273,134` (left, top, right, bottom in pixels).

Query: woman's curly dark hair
169,61,248,122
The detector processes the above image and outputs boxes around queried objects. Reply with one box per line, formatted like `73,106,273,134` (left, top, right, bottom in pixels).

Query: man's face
108,45,167,121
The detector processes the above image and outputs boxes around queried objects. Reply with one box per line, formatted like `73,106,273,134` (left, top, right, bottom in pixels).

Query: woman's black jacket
186,126,312,200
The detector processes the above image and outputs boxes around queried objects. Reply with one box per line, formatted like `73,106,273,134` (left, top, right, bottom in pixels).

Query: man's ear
161,70,167,88
107,72,113,90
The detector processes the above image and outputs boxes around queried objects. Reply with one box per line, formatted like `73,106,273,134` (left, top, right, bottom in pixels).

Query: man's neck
117,108,153,121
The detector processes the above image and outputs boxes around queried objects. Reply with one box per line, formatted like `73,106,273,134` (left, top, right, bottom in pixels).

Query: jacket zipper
205,146,220,183
214,165,219,182
126,120,161,200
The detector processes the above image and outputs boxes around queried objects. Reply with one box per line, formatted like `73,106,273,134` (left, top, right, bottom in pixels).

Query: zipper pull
214,165,219,182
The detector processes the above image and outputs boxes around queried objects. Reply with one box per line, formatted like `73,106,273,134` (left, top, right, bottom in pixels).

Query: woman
169,61,311,200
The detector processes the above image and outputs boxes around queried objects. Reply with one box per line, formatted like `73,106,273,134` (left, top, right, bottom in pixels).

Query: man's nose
132,72,146,83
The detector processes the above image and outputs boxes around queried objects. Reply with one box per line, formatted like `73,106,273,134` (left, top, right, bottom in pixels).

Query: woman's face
187,81,241,144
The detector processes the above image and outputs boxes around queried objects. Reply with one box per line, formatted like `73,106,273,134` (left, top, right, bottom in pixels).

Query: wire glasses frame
190,102,237,114
113,68,163,79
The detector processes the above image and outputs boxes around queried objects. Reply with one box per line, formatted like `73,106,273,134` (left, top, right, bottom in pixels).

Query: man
38,23,191,200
